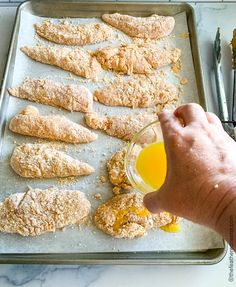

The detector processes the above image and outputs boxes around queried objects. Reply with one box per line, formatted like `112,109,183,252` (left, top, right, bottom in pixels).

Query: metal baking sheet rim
0,0,226,264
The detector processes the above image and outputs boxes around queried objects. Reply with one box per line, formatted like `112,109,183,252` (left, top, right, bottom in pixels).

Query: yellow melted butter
113,207,150,231
160,223,181,233
135,143,181,233
161,216,181,233
136,142,167,190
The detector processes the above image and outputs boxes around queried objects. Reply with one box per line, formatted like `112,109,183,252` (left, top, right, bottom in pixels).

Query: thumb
143,189,164,213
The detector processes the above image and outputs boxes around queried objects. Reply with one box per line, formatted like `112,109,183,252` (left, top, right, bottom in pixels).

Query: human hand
144,103,236,238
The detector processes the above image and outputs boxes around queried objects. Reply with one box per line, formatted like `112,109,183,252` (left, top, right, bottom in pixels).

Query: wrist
194,175,236,227
203,176,236,250
214,193,236,251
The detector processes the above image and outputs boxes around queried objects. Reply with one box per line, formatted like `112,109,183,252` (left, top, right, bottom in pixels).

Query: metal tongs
231,29,236,131
213,28,234,138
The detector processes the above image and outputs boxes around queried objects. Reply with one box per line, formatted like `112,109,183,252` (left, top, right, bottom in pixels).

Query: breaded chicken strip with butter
94,193,153,238
9,106,97,143
0,187,91,236
94,193,176,238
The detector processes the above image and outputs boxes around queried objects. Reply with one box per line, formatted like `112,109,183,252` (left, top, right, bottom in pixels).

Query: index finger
158,109,182,133
174,103,208,126
158,109,183,144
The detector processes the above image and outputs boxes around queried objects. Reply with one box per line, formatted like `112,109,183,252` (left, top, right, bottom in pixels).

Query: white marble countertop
0,3,236,287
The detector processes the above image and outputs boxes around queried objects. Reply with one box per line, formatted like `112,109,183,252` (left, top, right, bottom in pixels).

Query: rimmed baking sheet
0,1,225,264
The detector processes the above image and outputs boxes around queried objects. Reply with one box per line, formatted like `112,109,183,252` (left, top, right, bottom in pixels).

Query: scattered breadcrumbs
66,73,74,80
178,85,184,94
84,216,92,227
34,140,68,152
57,176,78,186
94,193,102,200
99,175,106,183
163,42,169,50
180,77,188,85
171,60,182,74
155,70,167,78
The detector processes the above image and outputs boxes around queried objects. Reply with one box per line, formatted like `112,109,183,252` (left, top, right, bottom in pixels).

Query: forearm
207,180,236,251
190,177,236,251
214,196,236,251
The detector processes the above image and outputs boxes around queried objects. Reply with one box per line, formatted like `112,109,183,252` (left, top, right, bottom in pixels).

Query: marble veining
0,265,109,287
1,262,236,287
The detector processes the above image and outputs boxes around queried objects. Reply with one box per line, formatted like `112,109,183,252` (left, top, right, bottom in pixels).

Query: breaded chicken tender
9,106,97,143
0,187,91,236
21,45,102,79
107,147,132,194
10,143,94,178
94,44,181,75
94,193,179,238
102,13,175,39
84,112,158,141
35,21,113,45
94,193,153,238
8,78,93,112
94,76,178,108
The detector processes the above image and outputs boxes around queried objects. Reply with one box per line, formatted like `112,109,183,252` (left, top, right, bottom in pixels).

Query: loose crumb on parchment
171,60,182,74
99,175,106,183
94,193,102,200
57,176,78,186
180,77,188,85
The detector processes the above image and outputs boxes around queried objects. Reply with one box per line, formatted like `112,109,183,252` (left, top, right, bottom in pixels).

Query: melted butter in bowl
136,142,167,191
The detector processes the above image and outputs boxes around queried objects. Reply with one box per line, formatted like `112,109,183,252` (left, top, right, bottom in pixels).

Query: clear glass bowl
125,120,164,194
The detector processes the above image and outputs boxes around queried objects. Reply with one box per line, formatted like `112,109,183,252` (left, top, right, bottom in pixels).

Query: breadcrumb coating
94,193,153,238
0,187,91,236
21,45,102,79
8,78,93,112
94,193,176,238
107,147,132,194
102,13,175,39
35,21,113,46
10,143,94,178
94,44,181,75
94,76,178,108
84,111,158,141
152,212,173,227
9,105,98,143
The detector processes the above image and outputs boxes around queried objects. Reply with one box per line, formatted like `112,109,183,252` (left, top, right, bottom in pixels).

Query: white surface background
0,2,236,287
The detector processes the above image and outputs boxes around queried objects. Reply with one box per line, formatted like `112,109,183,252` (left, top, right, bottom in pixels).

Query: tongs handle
214,61,229,121
232,69,236,124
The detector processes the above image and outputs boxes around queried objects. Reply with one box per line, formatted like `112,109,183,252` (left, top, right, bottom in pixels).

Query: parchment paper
0,10,224,253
